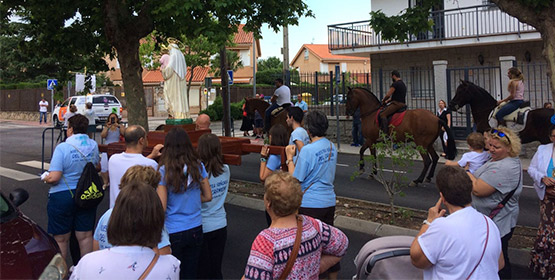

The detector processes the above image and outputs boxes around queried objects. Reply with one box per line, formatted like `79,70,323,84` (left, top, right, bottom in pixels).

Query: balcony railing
328,4,536,50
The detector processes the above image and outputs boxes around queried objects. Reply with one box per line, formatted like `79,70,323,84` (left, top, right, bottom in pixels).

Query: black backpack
66,144,104,208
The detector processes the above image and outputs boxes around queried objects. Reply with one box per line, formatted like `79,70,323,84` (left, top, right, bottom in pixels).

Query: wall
371,0,406,15
291,48,326,73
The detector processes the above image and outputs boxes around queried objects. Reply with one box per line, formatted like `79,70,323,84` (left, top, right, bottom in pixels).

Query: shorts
47,190,96,235
254,119,263,128
100,152,109,172
299,206,340,273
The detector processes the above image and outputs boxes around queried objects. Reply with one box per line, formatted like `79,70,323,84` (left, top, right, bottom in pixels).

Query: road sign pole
51,89,54,122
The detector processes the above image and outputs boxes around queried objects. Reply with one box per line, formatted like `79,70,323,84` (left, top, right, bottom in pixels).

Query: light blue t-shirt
293,138,337,208
93,208,171,250
266,155,281,171
49,134,99,194
201,165,230,233
289,127,310,162
159,163,208,234
295,101,308,112
548,158,554,179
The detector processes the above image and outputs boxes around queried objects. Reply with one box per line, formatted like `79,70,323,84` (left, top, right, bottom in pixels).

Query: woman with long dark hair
197,133,230,279
259,124,289,182
157,127,212,279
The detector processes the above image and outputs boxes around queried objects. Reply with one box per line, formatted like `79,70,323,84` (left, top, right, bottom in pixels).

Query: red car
0,189,67,279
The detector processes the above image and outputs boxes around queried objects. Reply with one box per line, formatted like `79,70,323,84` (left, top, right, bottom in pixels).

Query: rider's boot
376,117,389,142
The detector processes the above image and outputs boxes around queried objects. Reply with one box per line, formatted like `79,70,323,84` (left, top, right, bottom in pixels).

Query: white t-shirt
458,150,490,174
274,85,291,106
84,109,96,125
70,246,180,280
418,207,501,280
108,152,158,208
39,100,48,112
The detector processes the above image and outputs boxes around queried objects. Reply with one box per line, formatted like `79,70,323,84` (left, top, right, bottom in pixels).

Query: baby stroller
353,235,423,280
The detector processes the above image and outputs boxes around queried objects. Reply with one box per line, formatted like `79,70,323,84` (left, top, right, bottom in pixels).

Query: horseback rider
264,78,292,132
496,67,524,126
379,70,407,135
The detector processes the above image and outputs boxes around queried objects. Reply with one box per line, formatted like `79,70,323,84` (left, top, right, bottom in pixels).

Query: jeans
169,225,203,280
496,100,524,122
264,103,279,132
197,227,227,279
499,228,515,279
39,112,47,123
352,121,364,145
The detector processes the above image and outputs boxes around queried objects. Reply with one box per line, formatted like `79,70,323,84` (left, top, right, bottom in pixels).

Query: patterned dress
530,159,555,279
244,215,348,280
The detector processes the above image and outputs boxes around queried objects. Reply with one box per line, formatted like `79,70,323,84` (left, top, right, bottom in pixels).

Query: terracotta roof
233,24,254,45
291,44,369,65
142,66,211,85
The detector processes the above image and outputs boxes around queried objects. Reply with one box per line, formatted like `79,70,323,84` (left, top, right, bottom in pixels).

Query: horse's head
243,98,255,118
345,87,359,116
449,80,473,112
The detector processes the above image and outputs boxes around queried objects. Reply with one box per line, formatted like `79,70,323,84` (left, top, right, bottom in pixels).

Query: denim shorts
47,190,96,235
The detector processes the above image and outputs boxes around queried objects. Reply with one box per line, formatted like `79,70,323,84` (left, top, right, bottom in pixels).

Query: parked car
0,189,67,279
53,94,122,127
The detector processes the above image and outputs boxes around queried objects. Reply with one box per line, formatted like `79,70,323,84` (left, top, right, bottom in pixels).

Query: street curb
225,193,531,267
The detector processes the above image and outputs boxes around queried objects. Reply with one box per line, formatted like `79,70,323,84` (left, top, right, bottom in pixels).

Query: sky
258,0,372,61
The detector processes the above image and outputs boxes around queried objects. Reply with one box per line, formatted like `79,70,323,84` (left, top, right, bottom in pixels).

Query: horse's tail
439,119,457,160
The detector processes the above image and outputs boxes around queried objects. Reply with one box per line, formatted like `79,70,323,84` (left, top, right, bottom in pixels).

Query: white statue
161,39,189,119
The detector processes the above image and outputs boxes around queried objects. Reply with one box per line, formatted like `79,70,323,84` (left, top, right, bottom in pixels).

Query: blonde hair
264,171,303,217
120,165,161,190
491,127,521,157
508,67,523,81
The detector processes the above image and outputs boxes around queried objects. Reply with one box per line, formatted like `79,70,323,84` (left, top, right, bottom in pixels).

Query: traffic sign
203,88,208,95
227,70,233,85
47,79,58,90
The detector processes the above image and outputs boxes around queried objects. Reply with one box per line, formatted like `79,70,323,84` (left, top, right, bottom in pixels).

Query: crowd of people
40,74,554,280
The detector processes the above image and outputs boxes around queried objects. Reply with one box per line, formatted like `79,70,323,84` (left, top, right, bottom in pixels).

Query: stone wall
326,116,355,144
0,111,49,122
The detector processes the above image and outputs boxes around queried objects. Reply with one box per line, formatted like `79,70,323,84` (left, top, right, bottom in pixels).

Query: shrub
200,95,243,121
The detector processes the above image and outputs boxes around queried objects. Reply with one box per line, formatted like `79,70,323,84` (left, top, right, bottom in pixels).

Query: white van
53,94,122,126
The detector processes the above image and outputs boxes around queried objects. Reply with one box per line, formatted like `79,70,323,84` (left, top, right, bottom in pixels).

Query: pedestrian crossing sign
47,79,58,90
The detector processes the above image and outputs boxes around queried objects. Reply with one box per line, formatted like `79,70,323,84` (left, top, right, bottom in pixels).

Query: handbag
66,143,105,209
138,253,159,280
488,163,521,219
278,216,303,280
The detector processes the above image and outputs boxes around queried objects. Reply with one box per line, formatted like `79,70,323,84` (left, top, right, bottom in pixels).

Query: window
304,49,309,60
93,96,119,104
70,98,77,105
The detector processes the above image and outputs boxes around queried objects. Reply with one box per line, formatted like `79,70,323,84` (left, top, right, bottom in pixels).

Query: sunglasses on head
491,129,511,144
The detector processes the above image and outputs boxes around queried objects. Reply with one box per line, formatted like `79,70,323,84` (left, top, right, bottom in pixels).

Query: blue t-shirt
548,158,554,179
49,134,99,194
93,208,171,250
295,101,308,112
293,138,337,208
159,163,208,234
201,165,230,233
289,127,310,162
266,155,281,171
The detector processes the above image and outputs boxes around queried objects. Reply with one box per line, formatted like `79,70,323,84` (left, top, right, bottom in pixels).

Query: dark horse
243,97,290,135
346,87,456,186
449,80,552,144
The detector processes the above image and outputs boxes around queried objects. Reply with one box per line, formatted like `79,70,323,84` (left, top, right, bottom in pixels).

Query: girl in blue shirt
197,133,230,279
259,124,289,181
157,127,212,280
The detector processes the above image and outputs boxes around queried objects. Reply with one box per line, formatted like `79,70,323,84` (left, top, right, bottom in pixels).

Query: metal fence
371,68,436,113
517,61,553,108
328,4,536,50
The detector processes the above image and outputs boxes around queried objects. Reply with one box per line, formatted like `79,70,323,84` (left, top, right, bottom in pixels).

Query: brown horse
243,97,290,135
449,80,552,144
346,87,456,186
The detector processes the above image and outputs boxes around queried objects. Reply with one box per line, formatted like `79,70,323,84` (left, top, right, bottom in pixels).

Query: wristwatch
286,159,293,165
260,157,267,163
422,219,432,226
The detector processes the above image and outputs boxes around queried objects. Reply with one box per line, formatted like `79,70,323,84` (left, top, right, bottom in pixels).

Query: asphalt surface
0,120,538,279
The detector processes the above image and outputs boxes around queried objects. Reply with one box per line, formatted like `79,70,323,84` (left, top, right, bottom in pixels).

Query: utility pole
282,25,290,86
252,35,257,97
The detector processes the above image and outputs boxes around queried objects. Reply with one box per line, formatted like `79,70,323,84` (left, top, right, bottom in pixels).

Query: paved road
0,121,537,278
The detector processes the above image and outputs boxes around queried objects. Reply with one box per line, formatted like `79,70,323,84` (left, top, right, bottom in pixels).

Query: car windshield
93,96,119,105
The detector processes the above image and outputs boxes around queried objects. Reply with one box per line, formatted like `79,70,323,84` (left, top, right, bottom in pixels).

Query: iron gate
446,66,502,139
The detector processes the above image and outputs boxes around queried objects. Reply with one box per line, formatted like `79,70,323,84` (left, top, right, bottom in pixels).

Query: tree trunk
220,47,231,136
117,42,149,130
187,66,194,106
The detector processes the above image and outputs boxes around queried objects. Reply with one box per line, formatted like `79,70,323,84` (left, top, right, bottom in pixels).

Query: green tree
257,56,283,71
210,50,244,76
2,0,312,130
368,0,555,102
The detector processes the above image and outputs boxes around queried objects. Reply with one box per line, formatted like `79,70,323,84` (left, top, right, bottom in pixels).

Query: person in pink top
243,171,348,280
496,67,524,126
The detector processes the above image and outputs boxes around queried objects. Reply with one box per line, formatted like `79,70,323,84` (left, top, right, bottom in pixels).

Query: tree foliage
2,0,313,129
257,56,283,71
210,50,244,77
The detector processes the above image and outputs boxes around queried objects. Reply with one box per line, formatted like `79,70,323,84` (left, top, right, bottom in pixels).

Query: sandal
441,153,446,157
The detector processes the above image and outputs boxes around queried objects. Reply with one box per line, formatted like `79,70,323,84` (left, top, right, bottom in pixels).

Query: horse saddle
376,105,408,128
491,101,531,124
271,103,291,117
